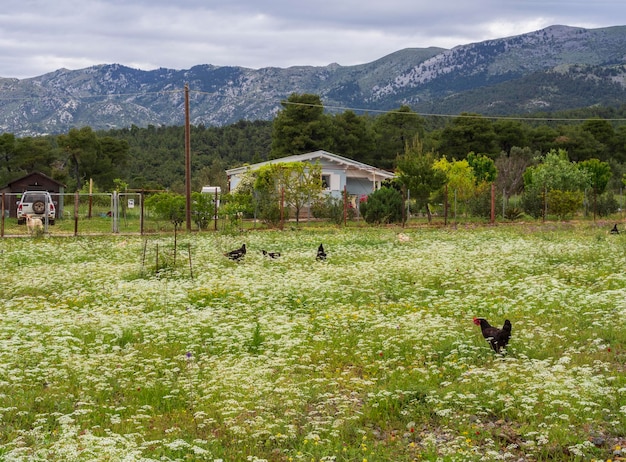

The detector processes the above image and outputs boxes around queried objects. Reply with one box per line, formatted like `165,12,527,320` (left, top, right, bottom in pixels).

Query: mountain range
1,24,626,137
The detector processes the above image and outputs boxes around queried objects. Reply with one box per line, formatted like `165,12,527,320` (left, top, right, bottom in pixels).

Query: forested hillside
109,120,273,191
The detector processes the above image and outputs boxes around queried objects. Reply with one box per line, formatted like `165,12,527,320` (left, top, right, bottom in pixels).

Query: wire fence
1,192,156,237
1,186,624,237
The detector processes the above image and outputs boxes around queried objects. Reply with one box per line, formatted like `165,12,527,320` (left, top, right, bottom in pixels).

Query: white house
225,150,395,198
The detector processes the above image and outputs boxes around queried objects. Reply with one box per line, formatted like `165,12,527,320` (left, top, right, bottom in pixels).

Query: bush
257,194,282,226
466,185,500,219
191,192,216,230
546,189,583,220
594,192,620,217
312,195,340,222
218,192,253,231
504,206,525,221
360,187,403,224
520,189,544,219
311,195,355,224
144,193,186,229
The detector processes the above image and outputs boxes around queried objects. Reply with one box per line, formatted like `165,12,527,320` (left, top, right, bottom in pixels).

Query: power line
282,101,626,122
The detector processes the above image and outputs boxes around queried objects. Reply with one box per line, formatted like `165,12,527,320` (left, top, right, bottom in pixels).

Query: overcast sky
1,0,624,79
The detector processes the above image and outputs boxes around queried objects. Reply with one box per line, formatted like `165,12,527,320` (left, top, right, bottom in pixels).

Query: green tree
222,169,256,223
331,110,375,162
270,93,334,159
433,157,477,216
524,149,589,192
14,137,58,177
395,136,446,222
191,191,217,230
437,114,497,159
528,125,558,153
58,127,101,191
578,158,611,195
57,127,129,191
578,158,612,218
612,126,626,164
144,192,186,230
493,119,528,155
466,152,497,184
0,135,57,186
554,124,605,162
372,105,424,169
253,167,282,225
193,159,228,192
0,133,18,185
521,149,589,219
581,118,615,149
98,137,129,190
255,162,323,225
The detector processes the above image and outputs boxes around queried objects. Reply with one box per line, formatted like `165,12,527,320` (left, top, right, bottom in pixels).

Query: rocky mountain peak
1,25,625,136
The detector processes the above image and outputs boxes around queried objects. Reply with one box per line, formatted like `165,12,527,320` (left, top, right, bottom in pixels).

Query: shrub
219,192,253,230
466,185,500,219
360,187,403,224
311,195,354,224
547,189,583,220
594,192,620,217
144,193,185,229
191,192,216,230
257,194,282,226
520,189,544,219
504,206,525,221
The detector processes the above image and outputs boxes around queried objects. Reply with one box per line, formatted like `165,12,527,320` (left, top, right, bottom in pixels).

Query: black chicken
262,249,281,259
316,243,327,261
224,244,246,261
610,224,620,234
473,317,512,353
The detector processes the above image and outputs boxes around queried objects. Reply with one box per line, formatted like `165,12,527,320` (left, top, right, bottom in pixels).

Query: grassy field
0,223,625,461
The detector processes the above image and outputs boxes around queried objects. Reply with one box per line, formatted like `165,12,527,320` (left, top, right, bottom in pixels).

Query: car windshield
22,193,48,202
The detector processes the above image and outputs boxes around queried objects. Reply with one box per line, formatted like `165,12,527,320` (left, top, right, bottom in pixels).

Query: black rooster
224,244,246,261
610,224,620,235
316,243,327,261
262,249,281,259
473,317,512,353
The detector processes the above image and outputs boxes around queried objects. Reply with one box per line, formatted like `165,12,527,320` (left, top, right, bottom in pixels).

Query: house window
321,174,331,190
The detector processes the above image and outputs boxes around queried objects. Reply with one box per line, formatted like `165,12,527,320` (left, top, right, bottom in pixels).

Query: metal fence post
112,191,119,233
140,190,144,235
74,191,79,236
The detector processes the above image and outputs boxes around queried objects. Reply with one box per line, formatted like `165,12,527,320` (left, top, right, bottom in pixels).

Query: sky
1,0,625,79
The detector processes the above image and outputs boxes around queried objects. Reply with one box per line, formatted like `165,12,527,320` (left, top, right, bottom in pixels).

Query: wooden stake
188,243,193,279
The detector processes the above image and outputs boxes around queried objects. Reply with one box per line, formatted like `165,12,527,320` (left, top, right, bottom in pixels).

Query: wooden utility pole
184,83,192,232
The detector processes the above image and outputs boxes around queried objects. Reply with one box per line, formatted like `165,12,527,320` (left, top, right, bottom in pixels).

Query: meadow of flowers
0,223,625,461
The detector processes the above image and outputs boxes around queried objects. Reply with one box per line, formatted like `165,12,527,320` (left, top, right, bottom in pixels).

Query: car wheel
49,220,55,225
32,200,46,214
18,218,25,225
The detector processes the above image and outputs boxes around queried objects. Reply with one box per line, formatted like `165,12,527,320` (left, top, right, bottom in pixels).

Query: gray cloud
0,0,624,79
